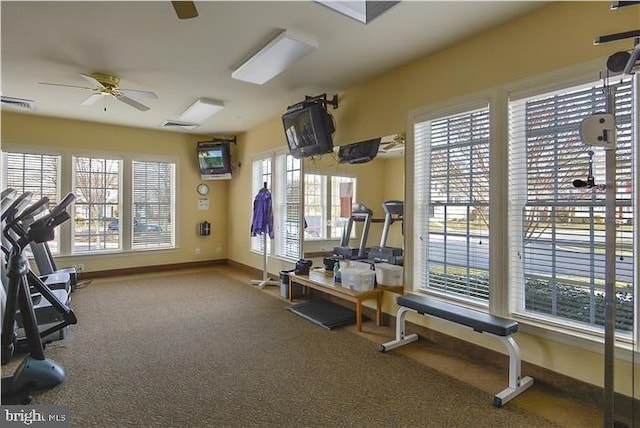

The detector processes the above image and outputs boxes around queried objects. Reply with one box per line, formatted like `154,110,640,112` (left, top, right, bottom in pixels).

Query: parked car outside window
107,218,162,232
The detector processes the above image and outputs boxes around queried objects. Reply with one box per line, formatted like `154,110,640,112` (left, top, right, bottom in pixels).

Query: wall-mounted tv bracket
287,93,338,112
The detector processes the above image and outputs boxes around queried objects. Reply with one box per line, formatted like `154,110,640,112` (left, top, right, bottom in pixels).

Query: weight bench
379,294,533,407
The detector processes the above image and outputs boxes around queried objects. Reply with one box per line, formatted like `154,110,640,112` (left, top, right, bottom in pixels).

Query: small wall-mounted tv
337,138,381,164
282,101,335,159
197,141,232,180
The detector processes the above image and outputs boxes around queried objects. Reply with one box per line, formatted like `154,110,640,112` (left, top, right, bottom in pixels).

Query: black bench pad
396,294,518,336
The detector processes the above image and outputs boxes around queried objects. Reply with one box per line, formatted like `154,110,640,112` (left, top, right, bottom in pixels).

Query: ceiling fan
379,133,406,152
39,72,158,112
172,1,198,19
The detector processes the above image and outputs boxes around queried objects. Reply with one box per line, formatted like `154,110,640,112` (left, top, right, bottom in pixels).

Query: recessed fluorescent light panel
316,1,401,24
231,30,318,85
179,98,224,124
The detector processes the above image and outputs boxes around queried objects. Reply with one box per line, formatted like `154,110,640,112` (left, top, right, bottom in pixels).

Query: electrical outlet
216,246,222,254
195,248,201,255
77,264,84,272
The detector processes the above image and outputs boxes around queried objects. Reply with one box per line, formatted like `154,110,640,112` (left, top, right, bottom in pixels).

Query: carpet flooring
9,269,558,427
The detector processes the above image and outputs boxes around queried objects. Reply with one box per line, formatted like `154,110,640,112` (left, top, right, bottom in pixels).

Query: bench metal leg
492,335,534,407
379,307,418,352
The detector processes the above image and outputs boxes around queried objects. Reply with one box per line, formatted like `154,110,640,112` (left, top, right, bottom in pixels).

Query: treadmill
368,200,404,265
333,203,374,260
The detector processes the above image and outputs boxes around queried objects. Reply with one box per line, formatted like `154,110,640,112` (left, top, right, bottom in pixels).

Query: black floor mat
287,300,356,330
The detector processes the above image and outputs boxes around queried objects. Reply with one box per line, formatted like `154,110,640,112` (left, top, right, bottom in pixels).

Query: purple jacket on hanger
251,188,274,238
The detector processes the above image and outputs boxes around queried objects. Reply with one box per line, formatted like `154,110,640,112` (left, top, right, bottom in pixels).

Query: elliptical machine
1,193,76,404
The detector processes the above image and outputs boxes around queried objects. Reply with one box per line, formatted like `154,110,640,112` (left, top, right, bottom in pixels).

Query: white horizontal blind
414,104,491,302
2,151,61,253
508,78,634,333
72,156,122,253
132,160,175,250
274,153,301,261
251,157,272,254
2,152,60,205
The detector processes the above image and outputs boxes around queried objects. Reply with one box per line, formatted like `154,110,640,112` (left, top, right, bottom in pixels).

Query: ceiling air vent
159,120,199,131
1,96,36,111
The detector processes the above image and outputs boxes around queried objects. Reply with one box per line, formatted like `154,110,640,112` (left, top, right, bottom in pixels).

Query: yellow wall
1,112,229,272
227,1,639,395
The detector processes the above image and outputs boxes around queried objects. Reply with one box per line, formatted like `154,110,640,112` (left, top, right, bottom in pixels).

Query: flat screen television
197,141,232,180
337,138,381,164
282,102,335,159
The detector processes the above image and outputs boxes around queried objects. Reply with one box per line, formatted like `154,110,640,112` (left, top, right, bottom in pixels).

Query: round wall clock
197,183,210,196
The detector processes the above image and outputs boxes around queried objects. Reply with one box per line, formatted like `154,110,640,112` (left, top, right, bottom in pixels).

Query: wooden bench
379,293,533,407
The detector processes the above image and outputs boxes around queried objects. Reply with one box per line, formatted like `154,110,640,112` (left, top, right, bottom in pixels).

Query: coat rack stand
250,182,279,289
250,233,280,288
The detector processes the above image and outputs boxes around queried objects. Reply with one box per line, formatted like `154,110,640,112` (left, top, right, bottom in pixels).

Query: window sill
513,312,637,361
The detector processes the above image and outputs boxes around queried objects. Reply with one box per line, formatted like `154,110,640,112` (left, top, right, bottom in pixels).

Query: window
304,174,326,239
330,176,357,239
303,174,356,240
72,156,121,252
509,77,635,334
274,153,302,260
413,103,491,302
3,150,177,255
2,151,61,253
251,152,302,261
132,160,175,250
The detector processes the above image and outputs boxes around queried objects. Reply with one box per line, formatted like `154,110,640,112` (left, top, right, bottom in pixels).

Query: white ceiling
1,1,543,137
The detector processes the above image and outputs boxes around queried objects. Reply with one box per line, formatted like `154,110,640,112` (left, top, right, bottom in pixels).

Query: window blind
132,160,175,250
414,104,491,302
2,151,61,253
274,153,301,261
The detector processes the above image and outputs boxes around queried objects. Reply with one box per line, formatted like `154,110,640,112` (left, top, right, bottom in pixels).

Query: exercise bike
1,193,76,404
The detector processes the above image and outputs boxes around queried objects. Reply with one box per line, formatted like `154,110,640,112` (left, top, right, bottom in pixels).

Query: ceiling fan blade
39,81,93,90
120,88,158,99
115,94,150,111
81,93,104,106
172,1,198,19
80,73,105,89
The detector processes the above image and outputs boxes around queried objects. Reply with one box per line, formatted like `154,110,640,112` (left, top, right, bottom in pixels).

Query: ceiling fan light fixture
231,30,318,85
179,98,225,124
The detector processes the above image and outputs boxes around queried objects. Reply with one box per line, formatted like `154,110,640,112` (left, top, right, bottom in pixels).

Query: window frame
411,97,493,307
131,158,177,251
406,59,638,351
2,147,178,256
